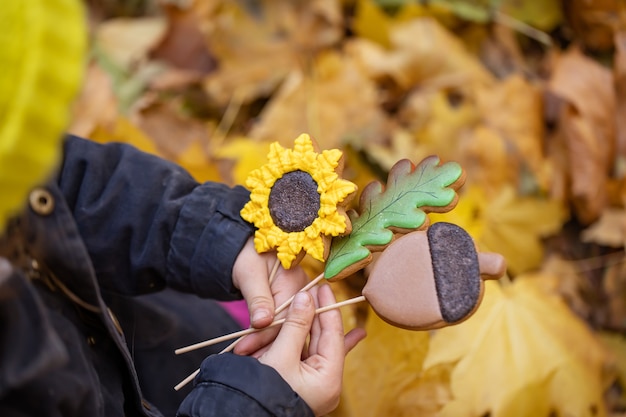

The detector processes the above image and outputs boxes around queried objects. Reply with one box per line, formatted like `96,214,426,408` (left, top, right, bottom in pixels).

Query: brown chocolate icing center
269,170,320,232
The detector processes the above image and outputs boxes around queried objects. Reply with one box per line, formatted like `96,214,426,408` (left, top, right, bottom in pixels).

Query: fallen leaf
199,0,343,106
476,74,550,191
347,17,493,91
581,208,626,248
564,0,619,52
538,255,595,320
149,3,216,73
96,17,167,70
598,331,626,409
613,27,626,157
248,50,390,151
351,0,452,48
174,140,222,183
88,116,162,157
213,137,271,185
68,63,120,138
423,277,616,417
548,47,616,224
603,259,626,332
131,95,213,159
339,306,434,417
430,185,567,275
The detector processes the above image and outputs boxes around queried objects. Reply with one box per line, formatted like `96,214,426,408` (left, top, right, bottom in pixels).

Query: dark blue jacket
0,136,313,417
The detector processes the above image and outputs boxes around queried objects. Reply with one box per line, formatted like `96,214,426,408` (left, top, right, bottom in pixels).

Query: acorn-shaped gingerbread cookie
363,222,506,330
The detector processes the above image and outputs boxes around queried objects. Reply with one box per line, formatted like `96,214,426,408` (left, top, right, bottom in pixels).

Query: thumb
268,291,315,364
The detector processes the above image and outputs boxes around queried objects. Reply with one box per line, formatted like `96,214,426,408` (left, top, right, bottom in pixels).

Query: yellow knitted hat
0,0,87,231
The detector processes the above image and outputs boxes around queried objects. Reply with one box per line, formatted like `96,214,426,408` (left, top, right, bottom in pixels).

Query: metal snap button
29,188,55,215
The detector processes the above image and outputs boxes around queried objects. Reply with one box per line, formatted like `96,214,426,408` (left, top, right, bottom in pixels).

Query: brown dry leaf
430,185,567,275
598,332,626,408
538,255,595,320
476,74,550,191
369,85,481,173
95,17,167,70
339,307,438,417
564,0,620,52
149,3,216,74
347,17,493,91
581,208,626,248
423,278,617,417
548,47,616,224
602,259,626,332
460,125,516,192
68,63,120,138
198,0,343,106
131,95,213,159
614,26,626,157
248,50,390,150
372,74,547,194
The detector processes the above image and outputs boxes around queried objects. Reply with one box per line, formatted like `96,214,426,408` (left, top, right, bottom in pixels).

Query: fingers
265,290,316,365
344,327,367,354
232,238,275,328
234,265,310,355
307,285,345,365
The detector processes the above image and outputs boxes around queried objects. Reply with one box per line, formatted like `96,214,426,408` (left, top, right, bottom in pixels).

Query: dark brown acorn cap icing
427,222,481,323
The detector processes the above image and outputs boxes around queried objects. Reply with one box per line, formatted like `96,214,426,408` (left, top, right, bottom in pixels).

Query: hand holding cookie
174,135,506,391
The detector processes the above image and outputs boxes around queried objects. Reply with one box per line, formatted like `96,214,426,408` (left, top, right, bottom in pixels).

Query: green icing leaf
324,156,464,280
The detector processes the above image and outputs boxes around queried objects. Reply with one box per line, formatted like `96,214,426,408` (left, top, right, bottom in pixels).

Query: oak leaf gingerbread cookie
324,156,466,281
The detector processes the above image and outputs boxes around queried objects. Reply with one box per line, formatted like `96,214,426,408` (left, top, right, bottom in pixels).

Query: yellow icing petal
303,236,325,261
316,213,348,236
319,149,342,169
293,133,315,156
324,179,357,203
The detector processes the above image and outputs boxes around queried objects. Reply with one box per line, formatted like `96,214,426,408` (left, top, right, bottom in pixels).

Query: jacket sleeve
177,353,314,417
56,135,255,299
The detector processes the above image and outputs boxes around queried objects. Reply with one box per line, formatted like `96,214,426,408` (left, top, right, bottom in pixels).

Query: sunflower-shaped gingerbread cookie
240,133,357,269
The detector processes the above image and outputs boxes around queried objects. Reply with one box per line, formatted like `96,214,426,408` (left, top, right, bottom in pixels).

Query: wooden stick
268,257,281,285
173,294,367,390
174,258,280,391
175,369,200,391
179,273,326,356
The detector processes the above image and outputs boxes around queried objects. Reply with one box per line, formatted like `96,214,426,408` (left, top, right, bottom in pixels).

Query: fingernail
252,309,269,324
293,292,310,309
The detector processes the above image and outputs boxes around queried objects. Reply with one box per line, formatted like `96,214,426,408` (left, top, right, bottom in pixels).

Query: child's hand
232,237,308,328
254,284,366,417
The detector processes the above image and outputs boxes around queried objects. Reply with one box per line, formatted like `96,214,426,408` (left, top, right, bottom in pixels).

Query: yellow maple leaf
423,277,616,417
174,140,222,183
248,50,390,151
88,116,162,157
213,137,272,186
430,185,567,275
338,308,437,417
